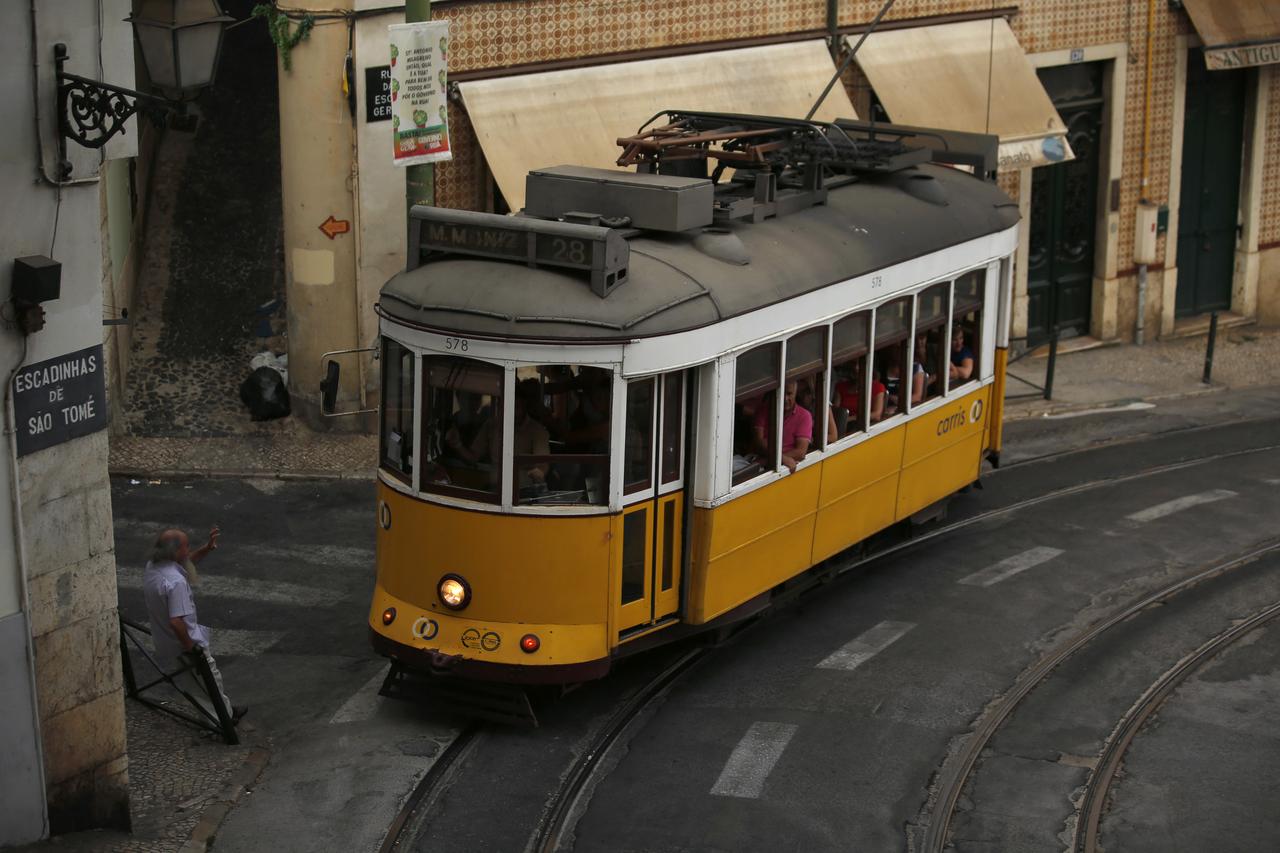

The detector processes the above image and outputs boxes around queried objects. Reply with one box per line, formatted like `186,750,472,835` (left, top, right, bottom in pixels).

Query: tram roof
378,163,1019,343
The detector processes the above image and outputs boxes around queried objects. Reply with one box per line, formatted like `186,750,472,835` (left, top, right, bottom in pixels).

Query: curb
178,746,271,853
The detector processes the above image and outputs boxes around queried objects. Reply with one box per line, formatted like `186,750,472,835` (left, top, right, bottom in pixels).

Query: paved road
109,385,1280,852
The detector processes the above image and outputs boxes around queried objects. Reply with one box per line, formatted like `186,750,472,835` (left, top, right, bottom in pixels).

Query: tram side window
623,377,655,495
660,372,683,485
831,311,874,437
950,269,983,390
514,365,612,506
421,356,505,502
874,297,912,419
915,282,950,405
732,342,780,485
380,339,415,483
786,326,828,454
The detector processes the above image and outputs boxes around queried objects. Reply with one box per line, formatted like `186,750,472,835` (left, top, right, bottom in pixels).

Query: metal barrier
1203,311,1219,385
119,616,239,745
1005,327,1073,401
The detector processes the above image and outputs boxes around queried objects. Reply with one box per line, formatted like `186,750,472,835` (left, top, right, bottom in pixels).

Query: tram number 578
444,336,469,352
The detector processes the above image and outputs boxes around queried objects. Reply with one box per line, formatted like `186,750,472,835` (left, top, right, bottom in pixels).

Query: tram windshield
421,355,505,502
514,365,612,506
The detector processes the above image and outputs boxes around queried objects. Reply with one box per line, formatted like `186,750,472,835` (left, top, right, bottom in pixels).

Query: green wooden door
1027,64,1104,345
1176,51,1246,317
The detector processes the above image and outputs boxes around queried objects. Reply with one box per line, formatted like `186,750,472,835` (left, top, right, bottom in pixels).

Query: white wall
0,0,136,842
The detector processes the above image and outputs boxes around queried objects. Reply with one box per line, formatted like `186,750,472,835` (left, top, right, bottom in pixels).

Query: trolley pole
405,0,434,214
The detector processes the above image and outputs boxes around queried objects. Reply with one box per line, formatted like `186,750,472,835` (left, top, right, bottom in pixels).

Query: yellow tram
333,113,1020,685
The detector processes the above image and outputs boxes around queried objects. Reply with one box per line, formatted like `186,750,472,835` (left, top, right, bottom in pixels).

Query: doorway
616,371,687,637
1027,63,1105,345
1175,50,1247,317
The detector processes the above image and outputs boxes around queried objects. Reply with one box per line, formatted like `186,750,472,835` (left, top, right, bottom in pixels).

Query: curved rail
378,723,483,853
1075,597,1280,853
922,540,1280,852
531,647,711,853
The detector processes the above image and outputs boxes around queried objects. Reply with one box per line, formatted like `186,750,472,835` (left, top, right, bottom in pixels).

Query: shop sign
1205,42,1280,70
11,344,107,456
388,21,452,166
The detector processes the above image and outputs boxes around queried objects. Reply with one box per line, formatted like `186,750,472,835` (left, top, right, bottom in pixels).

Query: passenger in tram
731,412,762,479
447,392,551,488
834,364,886,429
883,348,927,416
797,379,836,445
756,379,812,473
451,391,491,449
949,325,974,383
913,332,933,401
560,372,611,453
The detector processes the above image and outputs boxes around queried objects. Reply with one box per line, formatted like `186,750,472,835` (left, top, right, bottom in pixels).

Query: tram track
382,440,1280,853
921,539,1280,853
1074,595,1280,853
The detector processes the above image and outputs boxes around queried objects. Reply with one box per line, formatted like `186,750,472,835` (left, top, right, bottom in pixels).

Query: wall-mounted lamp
11,256,61,336
55,0,232,173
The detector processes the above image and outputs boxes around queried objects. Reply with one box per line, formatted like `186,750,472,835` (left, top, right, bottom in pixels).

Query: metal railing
119,616,239,745
1005,326,1074,401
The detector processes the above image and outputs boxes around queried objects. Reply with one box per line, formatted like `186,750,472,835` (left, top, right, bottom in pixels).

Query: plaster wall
0,0,133,839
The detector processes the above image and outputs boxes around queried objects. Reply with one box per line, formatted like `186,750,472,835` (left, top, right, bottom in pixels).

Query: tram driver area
413,360,614,506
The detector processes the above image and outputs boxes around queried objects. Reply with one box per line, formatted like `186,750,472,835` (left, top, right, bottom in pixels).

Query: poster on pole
388,21,452,166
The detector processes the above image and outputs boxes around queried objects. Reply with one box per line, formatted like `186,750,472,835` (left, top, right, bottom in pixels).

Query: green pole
405,0,433,211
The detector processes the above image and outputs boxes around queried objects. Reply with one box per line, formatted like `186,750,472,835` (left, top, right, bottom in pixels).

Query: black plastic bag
239,366,291,421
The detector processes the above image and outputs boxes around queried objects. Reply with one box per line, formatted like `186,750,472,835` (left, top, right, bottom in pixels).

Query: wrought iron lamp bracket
54,42,178,152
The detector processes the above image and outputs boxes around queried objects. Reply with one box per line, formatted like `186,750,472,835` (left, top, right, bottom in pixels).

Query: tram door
616,371,687,637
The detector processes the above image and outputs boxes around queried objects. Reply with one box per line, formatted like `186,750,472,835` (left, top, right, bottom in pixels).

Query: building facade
272,0,1280,422
1,0,136,843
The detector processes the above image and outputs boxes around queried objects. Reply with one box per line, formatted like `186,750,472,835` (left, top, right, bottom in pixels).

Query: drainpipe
1136,0,1156,345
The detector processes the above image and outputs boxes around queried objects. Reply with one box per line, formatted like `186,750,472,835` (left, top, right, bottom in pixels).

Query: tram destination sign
410,207,630,298
11,344,108,456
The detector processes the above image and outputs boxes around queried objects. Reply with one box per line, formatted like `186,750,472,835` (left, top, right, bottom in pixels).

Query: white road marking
959,546,1065,587
117,566,346,607
123,626,283,657
709,722,798,799
1263,479,1280,486
1040,401,1155,420
816,621,916,671
208,628,286,656
1125,489,1238,523
329,666,390,725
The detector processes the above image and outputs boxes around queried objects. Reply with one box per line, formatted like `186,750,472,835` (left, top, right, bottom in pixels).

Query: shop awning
1183,0,1280,70
457,40,857,211
855,19,1072,171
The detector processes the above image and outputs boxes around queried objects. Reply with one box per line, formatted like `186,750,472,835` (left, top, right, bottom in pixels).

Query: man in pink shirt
755,379,813,473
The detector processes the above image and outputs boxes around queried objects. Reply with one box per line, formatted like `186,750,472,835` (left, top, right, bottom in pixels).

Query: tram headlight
438,574,471,610
381,607,396,626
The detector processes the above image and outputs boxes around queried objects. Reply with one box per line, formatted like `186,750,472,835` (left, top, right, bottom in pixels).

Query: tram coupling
379,662,539,727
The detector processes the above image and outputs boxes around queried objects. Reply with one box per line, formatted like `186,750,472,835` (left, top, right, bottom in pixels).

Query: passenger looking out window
910,332,930,405
785,326,827,453
915,281,949,403
831,311,873,437
732,343,779,485
515,364,612,505
420,356,504,502
949,325,974,384
756,379,811,473
872,296,912,420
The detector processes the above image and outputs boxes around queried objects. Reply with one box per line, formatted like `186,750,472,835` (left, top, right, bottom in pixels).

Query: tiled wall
1263,68,1280,248
434,0,1276,308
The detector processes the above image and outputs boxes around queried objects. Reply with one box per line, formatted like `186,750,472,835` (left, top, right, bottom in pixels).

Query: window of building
420,355,504,502
732,342,780,485
950,269,983,390
831,310,874,437
915,282,950,405
514,365,612,506
785,326,827,456
873,297,912,420
380,339,415,484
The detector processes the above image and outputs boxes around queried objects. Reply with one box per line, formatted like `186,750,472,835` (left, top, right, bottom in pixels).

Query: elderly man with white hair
142,525,246,725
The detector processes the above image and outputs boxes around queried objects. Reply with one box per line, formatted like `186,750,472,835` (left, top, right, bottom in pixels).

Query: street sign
11,344,108,456
365,64,392,123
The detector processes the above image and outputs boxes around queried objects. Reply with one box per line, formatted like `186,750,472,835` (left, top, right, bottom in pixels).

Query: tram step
379,663,538,727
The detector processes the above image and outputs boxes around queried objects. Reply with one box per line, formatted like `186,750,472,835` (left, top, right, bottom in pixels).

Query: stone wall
21,431,129,833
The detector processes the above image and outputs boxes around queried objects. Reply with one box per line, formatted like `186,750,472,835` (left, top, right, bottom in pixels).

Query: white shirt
142,560,210,670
